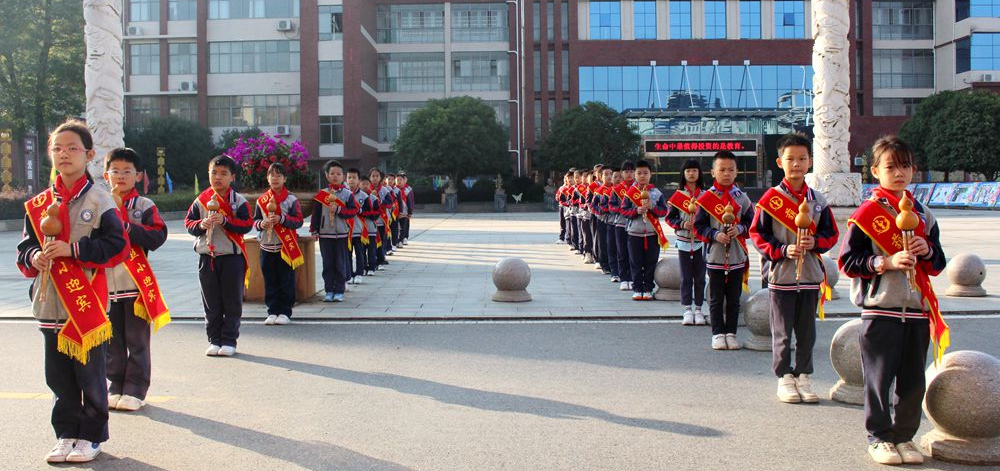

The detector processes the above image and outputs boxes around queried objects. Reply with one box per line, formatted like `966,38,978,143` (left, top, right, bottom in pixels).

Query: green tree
215,126,263,155
124,116,216,189
535,101,641,174
900,90,1000,181
391,96,509,185
0,0,86,140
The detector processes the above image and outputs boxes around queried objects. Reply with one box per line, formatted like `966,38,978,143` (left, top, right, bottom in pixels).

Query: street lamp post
506,0,523,177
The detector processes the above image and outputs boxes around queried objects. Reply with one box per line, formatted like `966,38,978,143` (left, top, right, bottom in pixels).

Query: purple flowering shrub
225,132,312,190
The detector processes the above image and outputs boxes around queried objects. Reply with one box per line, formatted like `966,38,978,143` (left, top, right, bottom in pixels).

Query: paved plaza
0,210,998,470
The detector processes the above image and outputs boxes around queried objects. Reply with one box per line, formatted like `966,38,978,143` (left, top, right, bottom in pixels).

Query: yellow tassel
58,322,112,365
133,299,151,323
152,311,172,332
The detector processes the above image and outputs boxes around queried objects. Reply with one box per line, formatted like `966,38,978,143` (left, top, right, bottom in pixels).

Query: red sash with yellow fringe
258,190,305,269
314,189,356,251
696,189,750,292
198,189,250,288
623,184,669,249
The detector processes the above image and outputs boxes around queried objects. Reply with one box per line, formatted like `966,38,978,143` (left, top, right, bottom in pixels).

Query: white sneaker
115,395,144,411
387,249,395,256
632,292,643,301
594,263,603,269
354,275,364,285
584,254,595,264
627,282,634,290
205,344,221,356
264,315,277,325
45,438,76,463
682,308,695,326
348,277,355,285
108,394,121,410
376,265,386,271
694,309,707,325
217,346,237,357
275,314,290,325
65,440,100,463
796,374,820,403
619,281,630,291
895,441,924,465
641,292,653,301
711,334,728,350
868,442,902,465
725,333,742,350
777,374,802,403
611,276,620,282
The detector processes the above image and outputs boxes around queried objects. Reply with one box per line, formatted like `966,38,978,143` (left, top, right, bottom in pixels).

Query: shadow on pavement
237,353,724,438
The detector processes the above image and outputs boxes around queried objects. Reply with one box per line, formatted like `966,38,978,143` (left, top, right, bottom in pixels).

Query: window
958,0,1000,20
873,98,922,116
320,116,344,144
970,33,1000,71
740,1,761,38
452,3,508,42
562,50,570,90
634,1,657,39
774,0,805,38
378,102,424,142
957,37,971,73
589,1,621,40
209,41,300,73
872,49,934,88
208,0,299,19
126,96,160,128
319,61,343,95
548,51,556,90
872,2,933,40
377,53,445,92
169,0,196,20
130,0,159,22
534,100,542,139
533,2,541,41
705,1,727,39
547,99,556,128
670,1,692,39
452,52,509,91
207,95,300,127
534,52,541,91
547,2,555,40
561,2,569,40
169,96,197,121
377,4,444,43
169,43,197,75
130,43,160,76
319,5,343,41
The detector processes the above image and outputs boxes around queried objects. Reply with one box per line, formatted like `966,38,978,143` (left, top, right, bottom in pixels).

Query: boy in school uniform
564,169,580,253
253,163,304,325
667,159,708,325
595,166,615,275
556,172,572,244
749,133,839,403
577,171,595,263
311,160,359,302
839,136,947,466
611,161,636,291
369,168,392,269
606,168,623,282
694,151,754,351
346,168,369,284
619,160,669,301
103,148,170,412
359,176,381,276
185,155,254,357
386,173,401,254
17,120,128,463
398,172,414,245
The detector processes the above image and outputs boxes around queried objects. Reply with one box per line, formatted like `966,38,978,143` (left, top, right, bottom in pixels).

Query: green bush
124,116,216,188
505,176,544,202
148,190,199,213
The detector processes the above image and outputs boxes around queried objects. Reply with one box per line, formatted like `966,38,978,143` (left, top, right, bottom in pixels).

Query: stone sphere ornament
828,319,865,405
921,350,1000,465
821,255,841,300
742,288,772,351
945,253,987,297
491,257,532,302
653,256,681,301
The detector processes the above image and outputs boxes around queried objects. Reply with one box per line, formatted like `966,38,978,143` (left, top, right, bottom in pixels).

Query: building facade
121,0,1000,178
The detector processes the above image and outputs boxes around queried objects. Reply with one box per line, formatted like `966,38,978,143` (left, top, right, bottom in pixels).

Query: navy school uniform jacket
692,185,754,270
252,191,304,252
184,188,254,255
618,184,669,237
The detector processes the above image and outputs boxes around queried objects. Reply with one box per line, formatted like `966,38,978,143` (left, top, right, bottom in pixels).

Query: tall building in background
122,0,999,181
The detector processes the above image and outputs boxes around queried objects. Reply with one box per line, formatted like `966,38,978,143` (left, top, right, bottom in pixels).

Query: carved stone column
84,0,125,181
807,0,860,206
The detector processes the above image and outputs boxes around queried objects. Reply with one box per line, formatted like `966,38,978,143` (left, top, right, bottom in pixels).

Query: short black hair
620,160,636,171
105,147,142,172
635,160,652,170
713,150,737,163
209,155,238,174
386,173,396,178
369,167,384,178
610,167,621,173
360,176,371,183
346,167,360,177
267,162,287,176
323,160,344,174
776,132,812,157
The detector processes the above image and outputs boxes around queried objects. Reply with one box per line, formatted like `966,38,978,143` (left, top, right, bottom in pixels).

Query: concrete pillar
84,0,126,181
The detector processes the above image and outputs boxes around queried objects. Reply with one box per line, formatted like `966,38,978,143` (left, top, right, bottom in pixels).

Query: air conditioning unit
179,81,196,91
127,26,142,36
276,20,294,32
853,156,866,167
275,125,292,135
982,73,996,82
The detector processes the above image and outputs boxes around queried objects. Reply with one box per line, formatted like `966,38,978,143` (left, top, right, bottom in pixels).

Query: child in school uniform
606,167,623,282
346,168,368,284
557,172,572,244
693,151,754,351
17,120,128,463
386,173,401,254
360,176,381,275
610,161,636,291
398,172,414,245
667,159,708,326
749,133,839,403
369,168,392,269
619,160,669,301
311,160,359,302
185,155,254,356
839,136,947,466
595,166,615,275
103,148,170,412
253,163,304,325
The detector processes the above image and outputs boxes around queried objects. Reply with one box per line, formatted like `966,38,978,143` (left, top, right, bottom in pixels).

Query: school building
121,0,1000,185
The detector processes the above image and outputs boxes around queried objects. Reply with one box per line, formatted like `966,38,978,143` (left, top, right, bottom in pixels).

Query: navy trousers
319,237,350,294
199,254,245,347
43,328,109,443
107,299,152,399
